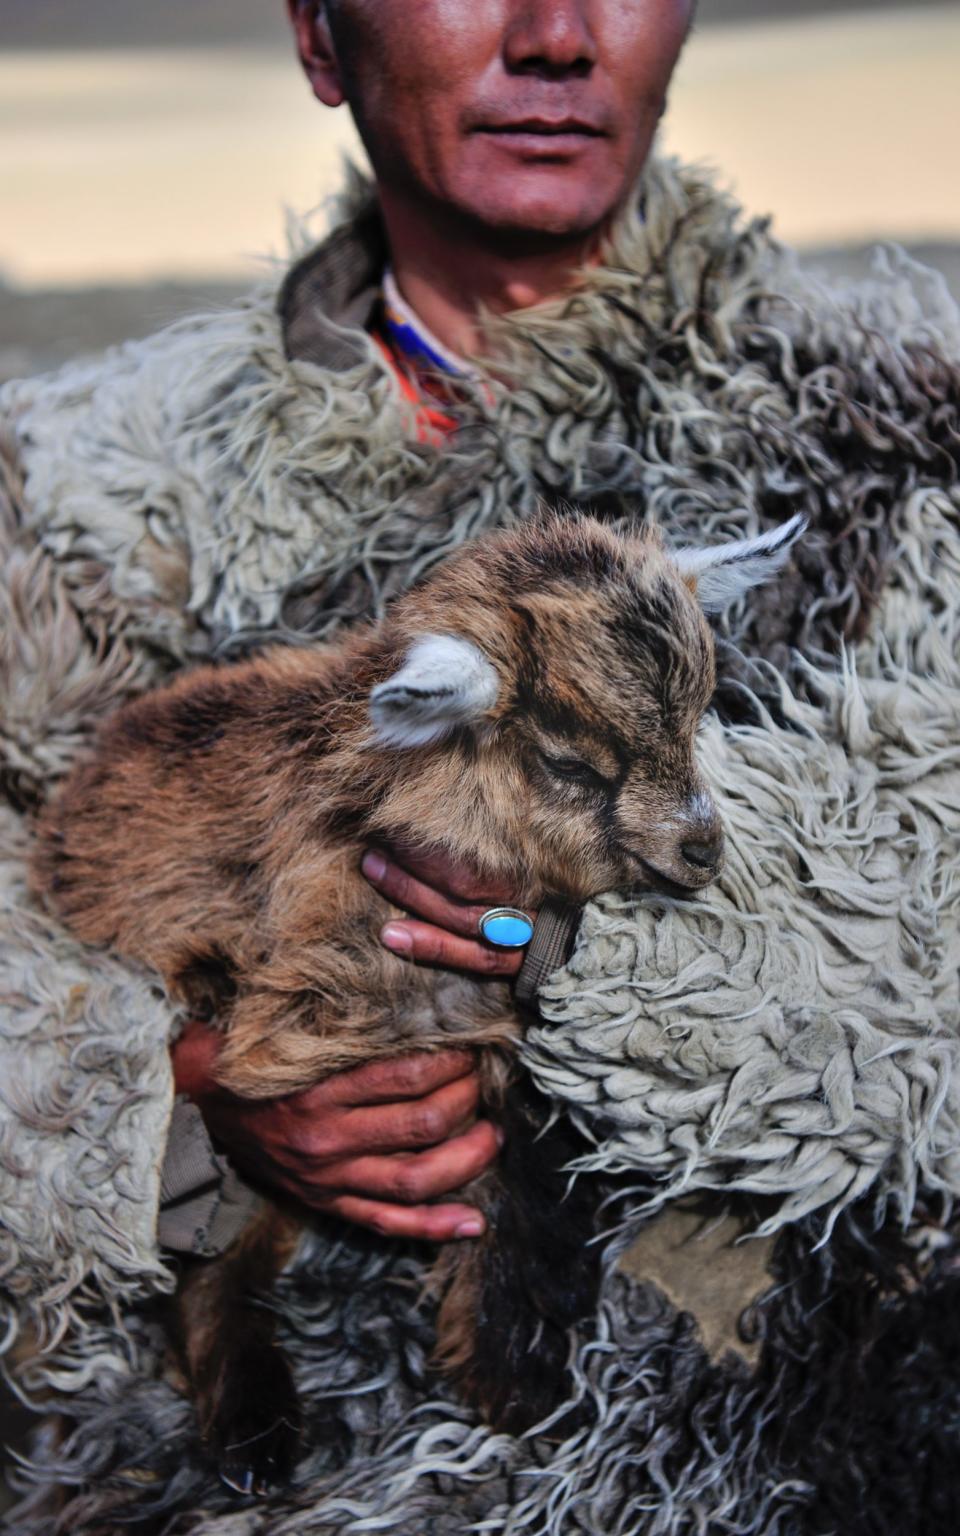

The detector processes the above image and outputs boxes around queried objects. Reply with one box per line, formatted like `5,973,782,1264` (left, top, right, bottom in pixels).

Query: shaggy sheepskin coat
1,156,959,1534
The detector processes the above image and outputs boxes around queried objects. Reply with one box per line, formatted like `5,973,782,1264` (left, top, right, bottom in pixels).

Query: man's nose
503,1,597,77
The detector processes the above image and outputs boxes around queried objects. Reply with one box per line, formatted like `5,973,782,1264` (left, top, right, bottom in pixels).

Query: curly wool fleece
1,154,960,1530
10,1210,960,1536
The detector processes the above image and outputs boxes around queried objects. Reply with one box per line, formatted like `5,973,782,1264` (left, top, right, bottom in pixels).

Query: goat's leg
212,965,519,1101
174,1204,303,1496
211,982,405,1097
434,1077,602,1437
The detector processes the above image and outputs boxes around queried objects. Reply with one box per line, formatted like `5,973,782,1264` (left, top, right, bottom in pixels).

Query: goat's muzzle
636,858,718,900
631,810,724,897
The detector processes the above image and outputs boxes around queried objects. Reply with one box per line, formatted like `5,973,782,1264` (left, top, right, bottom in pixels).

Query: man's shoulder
0,279,293,644
2,278,286,441
0,205,395,650
2,180,389,457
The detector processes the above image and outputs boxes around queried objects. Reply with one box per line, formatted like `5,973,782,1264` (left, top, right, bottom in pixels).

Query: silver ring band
477,906,535,948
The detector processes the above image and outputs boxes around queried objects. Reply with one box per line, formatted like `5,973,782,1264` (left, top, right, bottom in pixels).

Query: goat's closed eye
537,750,609,793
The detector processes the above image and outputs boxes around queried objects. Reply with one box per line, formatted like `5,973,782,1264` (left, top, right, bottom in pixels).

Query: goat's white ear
671,513,808,613
369,634,499,748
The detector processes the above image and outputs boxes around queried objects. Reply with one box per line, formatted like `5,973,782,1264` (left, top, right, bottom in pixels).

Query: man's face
302,1,695,244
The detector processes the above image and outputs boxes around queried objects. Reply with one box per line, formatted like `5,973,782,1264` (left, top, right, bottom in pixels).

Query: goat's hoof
217,1412,301,1498
208,1346,302,1497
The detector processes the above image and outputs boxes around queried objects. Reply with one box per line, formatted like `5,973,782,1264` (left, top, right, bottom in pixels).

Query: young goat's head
363,512,805,903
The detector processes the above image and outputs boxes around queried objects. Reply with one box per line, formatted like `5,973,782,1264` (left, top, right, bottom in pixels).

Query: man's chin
434,144,634,248
452,183,627,250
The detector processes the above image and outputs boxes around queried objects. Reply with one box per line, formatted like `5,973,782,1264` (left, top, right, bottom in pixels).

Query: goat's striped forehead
404,517,717,753
502,521,630,589
507,559,715,751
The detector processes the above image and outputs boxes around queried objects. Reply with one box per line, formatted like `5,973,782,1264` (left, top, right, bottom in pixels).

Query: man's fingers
362,850,503,937
365,845,515,907
360,848,534,975
328,1071,483,1156
319,1049,476,1108
321,1120,500,1203
320,1193,487,1242
380,919,527,975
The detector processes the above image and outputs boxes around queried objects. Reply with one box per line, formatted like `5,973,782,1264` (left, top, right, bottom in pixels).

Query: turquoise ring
478,906,534,948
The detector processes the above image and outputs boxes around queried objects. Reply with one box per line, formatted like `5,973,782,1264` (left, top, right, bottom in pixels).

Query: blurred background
1,0,959,377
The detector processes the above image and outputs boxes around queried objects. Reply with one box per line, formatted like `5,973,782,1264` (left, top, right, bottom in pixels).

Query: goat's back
31,642,361,971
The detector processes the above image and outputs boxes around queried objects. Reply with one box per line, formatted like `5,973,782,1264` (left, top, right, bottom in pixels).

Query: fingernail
362,850,386,882
454,1219,484,1239
494,1125,506,1149
381,922,412,954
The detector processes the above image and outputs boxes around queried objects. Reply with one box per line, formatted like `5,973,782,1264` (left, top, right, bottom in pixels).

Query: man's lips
474,118,608,159
478,117,607,139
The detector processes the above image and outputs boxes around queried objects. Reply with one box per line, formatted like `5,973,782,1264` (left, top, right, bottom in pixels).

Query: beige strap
514,898,582,1009
158,1098,261,1258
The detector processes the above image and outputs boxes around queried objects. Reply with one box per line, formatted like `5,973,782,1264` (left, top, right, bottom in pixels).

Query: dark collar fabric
279,196,388,372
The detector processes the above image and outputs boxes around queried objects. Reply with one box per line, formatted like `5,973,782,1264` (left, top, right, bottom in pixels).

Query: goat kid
32,510,805,1495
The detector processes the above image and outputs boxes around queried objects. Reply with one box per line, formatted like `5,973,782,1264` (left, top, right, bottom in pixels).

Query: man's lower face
441,120,655,238
324,0,693,241
363,108,661,245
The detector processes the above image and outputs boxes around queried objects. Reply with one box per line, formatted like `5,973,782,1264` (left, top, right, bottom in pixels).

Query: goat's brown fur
31,513,735,1489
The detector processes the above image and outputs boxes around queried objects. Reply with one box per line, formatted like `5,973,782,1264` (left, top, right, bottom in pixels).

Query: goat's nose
680,835,723,872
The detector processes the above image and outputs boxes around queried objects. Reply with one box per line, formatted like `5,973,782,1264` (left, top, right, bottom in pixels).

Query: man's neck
380,191,604,359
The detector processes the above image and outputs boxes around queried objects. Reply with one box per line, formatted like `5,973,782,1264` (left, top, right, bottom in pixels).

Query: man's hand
170,846,528,1241
172,1024,500,1241
360,844,534,976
